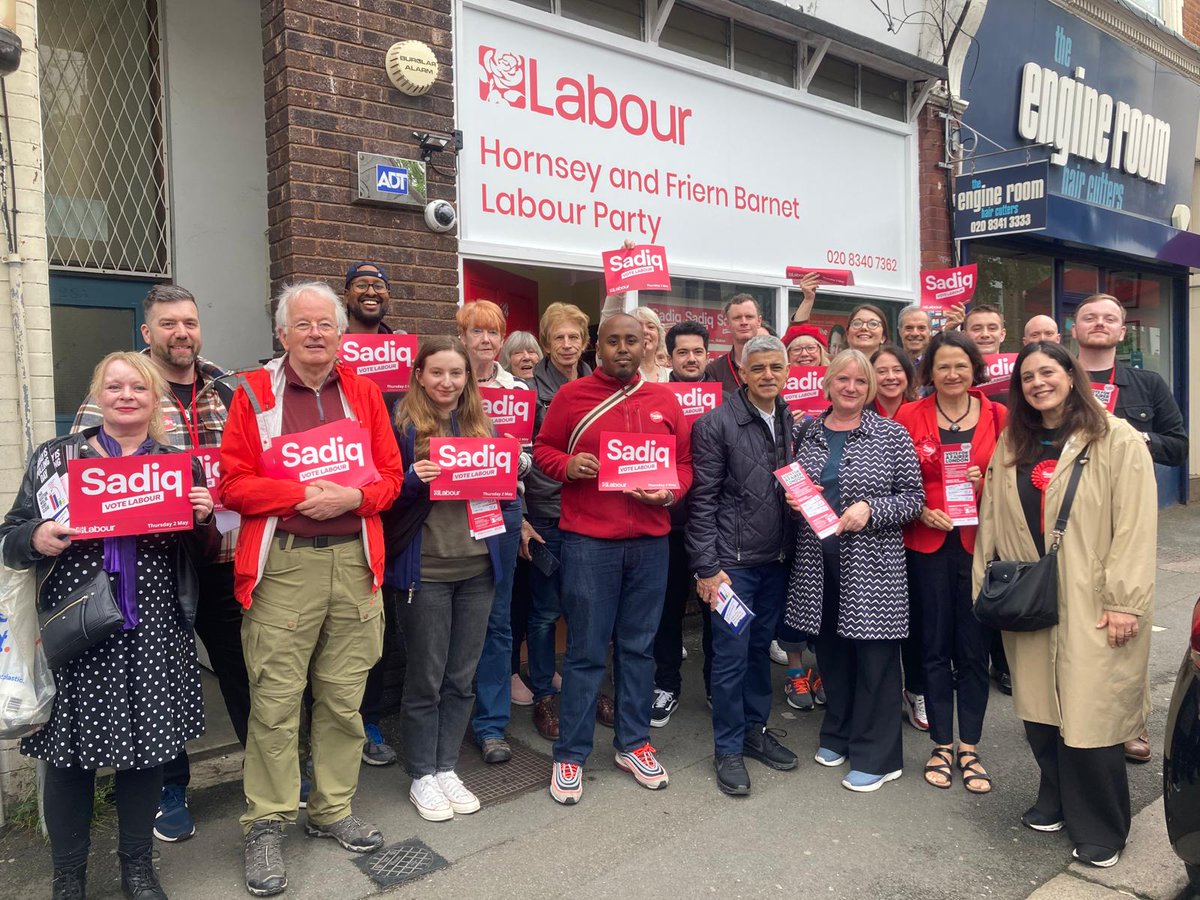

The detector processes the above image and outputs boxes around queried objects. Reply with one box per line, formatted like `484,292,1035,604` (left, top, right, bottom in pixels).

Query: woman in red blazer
894,331,1007,796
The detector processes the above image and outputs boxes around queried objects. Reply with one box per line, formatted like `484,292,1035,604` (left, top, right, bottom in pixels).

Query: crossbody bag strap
1047,443,1091,553
567,380,644,455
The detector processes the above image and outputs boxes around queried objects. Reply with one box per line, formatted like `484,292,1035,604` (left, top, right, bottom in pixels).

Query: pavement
2,505,1199,899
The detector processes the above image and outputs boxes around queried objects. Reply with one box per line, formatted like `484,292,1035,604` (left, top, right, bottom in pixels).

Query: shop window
561,0,643,40
1102,271,1171,383
809,54,856,106
641,279,775,353
969,245,1054,352
732,23,794,87
787,291,903,355
1126,0,1162,17
860,67,906,120
510,0,553,10
659,4,729,68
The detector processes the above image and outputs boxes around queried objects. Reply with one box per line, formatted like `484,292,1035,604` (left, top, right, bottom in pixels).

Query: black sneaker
743,726,798,771
714,754,751,795
1021,807,1065,832
1073,844,1120,868
119,851,167,900
245,819,287,897
650,688,679,728
51,863,86,900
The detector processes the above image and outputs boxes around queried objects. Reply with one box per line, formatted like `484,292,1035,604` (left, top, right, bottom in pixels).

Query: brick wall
260,0,459,335
918,101,955,270
1183,0,1200,45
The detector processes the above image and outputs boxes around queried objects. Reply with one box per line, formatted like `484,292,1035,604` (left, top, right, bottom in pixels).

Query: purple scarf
96,429,157,630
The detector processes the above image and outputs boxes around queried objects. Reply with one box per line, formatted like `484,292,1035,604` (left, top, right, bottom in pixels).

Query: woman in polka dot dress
0,352,215,900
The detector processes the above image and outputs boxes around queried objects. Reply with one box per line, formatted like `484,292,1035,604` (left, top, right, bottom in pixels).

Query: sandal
923,746,954,789
957,749,993,795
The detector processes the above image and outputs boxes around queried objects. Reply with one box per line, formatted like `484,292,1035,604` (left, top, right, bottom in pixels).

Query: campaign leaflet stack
980,353,1019,398
429,437,520,500
785,266,855,286
338,334,419,393
919,264,977,331
258,419,381,488
782,366,827,415
480,387,536,443
602,244,672,295
940,443,979,526
663,382,721,420
68,455,196,538
596,431,680,492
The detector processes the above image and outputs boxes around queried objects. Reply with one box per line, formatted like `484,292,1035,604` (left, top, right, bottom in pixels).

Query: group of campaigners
0,258,1183,900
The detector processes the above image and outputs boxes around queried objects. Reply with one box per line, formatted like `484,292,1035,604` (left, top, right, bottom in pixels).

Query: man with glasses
341,261,404,768
222,282,403,895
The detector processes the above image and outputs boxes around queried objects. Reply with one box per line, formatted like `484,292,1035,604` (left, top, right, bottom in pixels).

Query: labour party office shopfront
956,0,1198,504
453,0,945,350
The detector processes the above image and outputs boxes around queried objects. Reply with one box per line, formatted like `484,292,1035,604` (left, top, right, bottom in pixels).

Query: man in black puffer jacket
686,335,798,796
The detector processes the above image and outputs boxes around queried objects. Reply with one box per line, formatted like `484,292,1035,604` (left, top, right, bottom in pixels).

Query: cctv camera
424,200,456,233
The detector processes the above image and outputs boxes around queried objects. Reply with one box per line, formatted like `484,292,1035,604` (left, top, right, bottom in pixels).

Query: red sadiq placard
782,366,827,414
259,419,380,488
980,353,1019,398
664,382,721,420
1091,382,1119,412
920,264,977,330
940,443,978,527
596,431,680,492
429,437,520,500
68,455,195,538
774,462,839,539
339,334,418,393
602,244,672,295
480,387,535,443
192,449,225,511
785,266,855,286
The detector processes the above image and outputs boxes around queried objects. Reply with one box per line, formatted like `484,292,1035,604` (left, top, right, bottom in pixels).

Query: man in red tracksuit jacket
220,281,402,897
534,313,693,805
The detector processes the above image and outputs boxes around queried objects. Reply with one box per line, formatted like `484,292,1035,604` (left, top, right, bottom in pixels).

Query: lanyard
726,352,742,386
171,379,200,448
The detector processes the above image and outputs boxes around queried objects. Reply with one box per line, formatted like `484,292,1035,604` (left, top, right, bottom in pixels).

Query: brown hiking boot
533,695,559,740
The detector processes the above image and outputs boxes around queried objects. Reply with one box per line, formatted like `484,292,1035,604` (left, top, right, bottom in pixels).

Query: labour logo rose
479,47,525,107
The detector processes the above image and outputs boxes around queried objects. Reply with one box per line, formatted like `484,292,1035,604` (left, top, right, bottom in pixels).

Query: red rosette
916,437,939,462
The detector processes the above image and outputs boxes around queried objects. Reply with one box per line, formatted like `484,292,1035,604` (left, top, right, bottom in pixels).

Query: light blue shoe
841,769,902,792
813,747,847,767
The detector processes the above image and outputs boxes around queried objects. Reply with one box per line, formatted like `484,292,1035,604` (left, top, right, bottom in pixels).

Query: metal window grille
39,0,170,276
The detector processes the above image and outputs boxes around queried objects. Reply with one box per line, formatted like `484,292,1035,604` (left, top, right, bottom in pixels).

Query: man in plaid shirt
71,284,247,843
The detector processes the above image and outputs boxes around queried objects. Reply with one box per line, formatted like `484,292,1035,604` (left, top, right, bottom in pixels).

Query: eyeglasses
351,280,389,294
849,319,883,331
289,321,338,335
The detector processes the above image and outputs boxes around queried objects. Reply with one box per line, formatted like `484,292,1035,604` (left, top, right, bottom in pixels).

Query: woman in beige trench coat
973,341,1156,869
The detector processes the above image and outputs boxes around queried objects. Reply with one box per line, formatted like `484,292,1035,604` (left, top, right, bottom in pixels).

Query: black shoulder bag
974,444,1090,633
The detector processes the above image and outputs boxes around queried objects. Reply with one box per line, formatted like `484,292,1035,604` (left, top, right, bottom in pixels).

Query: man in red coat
220,281,403,897
534,314,693,805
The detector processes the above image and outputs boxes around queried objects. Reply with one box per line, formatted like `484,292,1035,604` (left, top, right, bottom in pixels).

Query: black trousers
1024,721,1130,852
163,561,249,788
44,765,163,869
652,529,699,695
360,586,400,724
510,557,533,674
908,540,990,746
815,547,903,776
900,590,925,694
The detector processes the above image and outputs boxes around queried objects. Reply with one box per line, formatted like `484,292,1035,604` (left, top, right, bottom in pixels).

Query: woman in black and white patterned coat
784,349,923,793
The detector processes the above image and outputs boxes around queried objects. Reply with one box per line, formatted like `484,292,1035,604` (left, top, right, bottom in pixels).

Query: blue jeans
526,516,563,701
710,563,786,755
554,532,667,765
471,504,524,742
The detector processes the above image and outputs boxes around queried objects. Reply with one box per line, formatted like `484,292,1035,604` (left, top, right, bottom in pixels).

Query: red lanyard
726,352,742,386
171,380,200,448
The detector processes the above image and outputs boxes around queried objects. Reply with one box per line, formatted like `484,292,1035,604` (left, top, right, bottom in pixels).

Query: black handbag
974,444,1090,633
38,568,124,669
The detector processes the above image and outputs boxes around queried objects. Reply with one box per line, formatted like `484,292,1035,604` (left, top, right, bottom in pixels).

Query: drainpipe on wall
8,252,33,461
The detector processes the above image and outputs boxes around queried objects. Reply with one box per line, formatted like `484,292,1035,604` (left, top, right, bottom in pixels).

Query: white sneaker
902,690,929,732
769,640,788,666
435,770,481,815
409,775,453,822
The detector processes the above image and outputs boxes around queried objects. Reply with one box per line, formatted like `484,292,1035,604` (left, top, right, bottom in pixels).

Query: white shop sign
455,1,916,295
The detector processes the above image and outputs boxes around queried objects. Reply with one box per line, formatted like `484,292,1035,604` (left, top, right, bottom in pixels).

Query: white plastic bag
0,541,56,739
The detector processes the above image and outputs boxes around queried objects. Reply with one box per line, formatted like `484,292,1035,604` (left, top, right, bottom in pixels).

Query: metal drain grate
355,839,448,888
455,734,553,805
